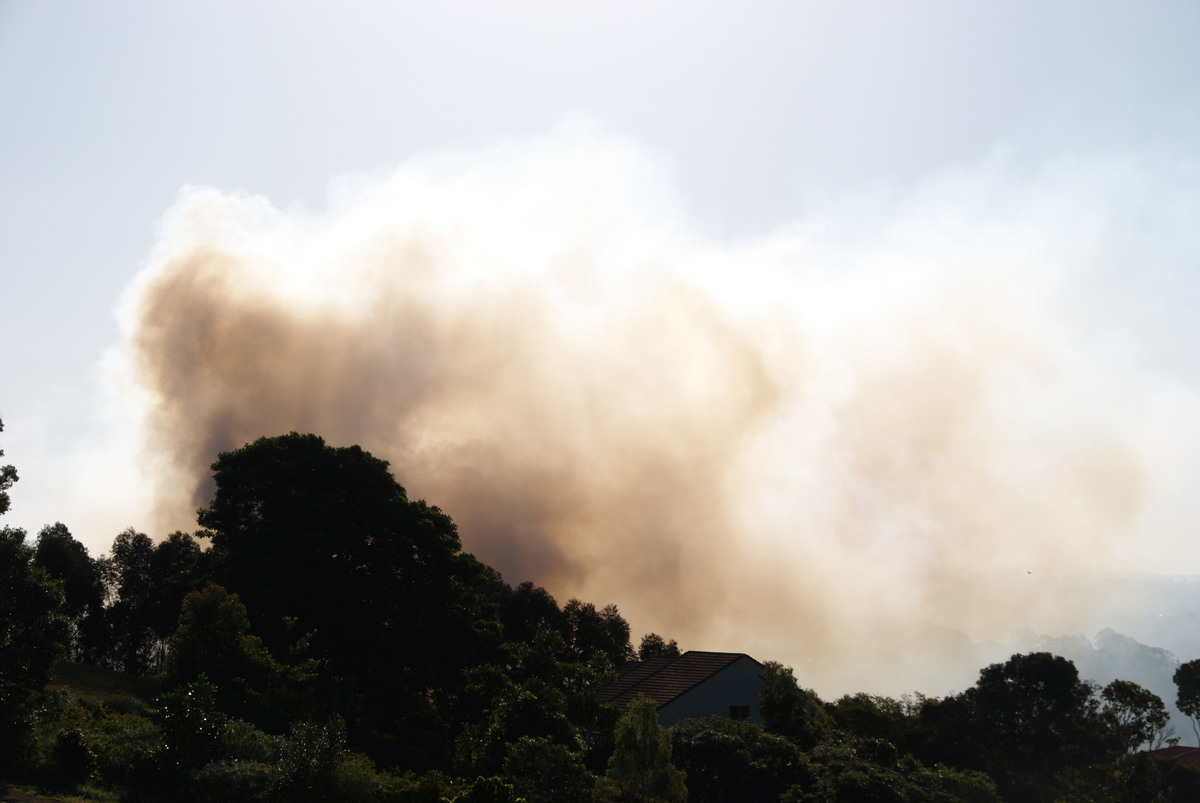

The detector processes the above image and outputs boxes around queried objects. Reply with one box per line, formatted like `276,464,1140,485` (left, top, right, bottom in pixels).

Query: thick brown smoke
117,138,1198,696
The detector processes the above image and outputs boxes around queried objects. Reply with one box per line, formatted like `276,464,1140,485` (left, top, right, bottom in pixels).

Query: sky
3,1,1200,696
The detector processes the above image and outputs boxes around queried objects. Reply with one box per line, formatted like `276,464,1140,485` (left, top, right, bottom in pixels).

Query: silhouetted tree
33,522,106,661
758,661,829,748
101,527,159,673
149,530,212,643
0,526,69,769
197,433,501,733
1099,678,1172,753
500,581,565,644
960,652,1106,802
1173,658,1200,746
637,633,680,661
0,418,16,518
562,599,633,667
0,422,69,769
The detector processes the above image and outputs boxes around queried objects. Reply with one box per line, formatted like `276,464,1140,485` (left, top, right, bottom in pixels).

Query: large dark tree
957,652,1106,802
197,433,500,730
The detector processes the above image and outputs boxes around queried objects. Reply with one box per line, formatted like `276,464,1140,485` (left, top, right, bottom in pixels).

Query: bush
155,677,232,769
85,712,162,788
503,736,593,803
446,775,526,803
191,759,272,802
269,717,386,801
50,728,96,788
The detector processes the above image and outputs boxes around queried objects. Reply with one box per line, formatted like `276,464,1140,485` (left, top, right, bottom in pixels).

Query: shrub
191,759,272,802
446,775,526,803
50,728,96,788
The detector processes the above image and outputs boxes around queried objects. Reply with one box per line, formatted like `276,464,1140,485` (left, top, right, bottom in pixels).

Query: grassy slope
47,662,159,714
0,662,163,802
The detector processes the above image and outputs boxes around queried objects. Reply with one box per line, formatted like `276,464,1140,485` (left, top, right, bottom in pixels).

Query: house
597,650,764,727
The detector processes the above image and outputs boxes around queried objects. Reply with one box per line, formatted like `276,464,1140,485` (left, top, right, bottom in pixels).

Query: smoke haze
116,132,1200,696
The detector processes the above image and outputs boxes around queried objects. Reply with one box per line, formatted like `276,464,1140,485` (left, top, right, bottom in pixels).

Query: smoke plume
116,134,1200,696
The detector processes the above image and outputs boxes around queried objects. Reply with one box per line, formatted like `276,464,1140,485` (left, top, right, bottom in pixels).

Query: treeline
3,426,1200,801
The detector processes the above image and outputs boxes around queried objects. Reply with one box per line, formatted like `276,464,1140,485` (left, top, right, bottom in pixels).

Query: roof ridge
599,651,758,710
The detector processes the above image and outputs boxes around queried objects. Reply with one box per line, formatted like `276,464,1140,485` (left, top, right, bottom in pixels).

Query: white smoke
104,130,1200,696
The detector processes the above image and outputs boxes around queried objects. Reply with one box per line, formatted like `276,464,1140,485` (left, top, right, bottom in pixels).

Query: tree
601,695,687,803
670,716,805,803
148,530,212,644
455,628,617,777
502,735,594,803
962,652,1105,802
0,526,70,768
1173,659,1200,746
637,633,680,661
500,581,565,644
562,599,633,667
196,433,500,729
0,418,16,518
102,527,159,673
448,775,526,803
1099,679,1172,753
779,736,999,803
162,581,319,727
758,661,829,748
0,423,71,768
33,522,106,661
829,692,924,752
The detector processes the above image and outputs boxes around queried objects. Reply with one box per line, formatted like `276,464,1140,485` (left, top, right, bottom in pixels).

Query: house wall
656,657,763,728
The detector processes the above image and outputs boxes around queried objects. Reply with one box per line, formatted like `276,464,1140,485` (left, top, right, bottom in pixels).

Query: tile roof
597,651,760,709
1148,746,1200,771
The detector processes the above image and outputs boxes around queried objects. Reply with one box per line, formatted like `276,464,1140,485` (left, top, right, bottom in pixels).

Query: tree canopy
197,432,501,726
7,426,1200,802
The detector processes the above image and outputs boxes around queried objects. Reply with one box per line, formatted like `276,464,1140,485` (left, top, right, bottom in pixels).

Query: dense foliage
2,427,1200,801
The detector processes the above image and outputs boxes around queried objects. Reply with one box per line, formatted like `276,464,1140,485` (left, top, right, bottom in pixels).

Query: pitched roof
597,651,761,709
1148,746,1200,771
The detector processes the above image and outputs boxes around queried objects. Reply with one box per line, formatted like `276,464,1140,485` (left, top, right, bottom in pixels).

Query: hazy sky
4,1,1200,694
